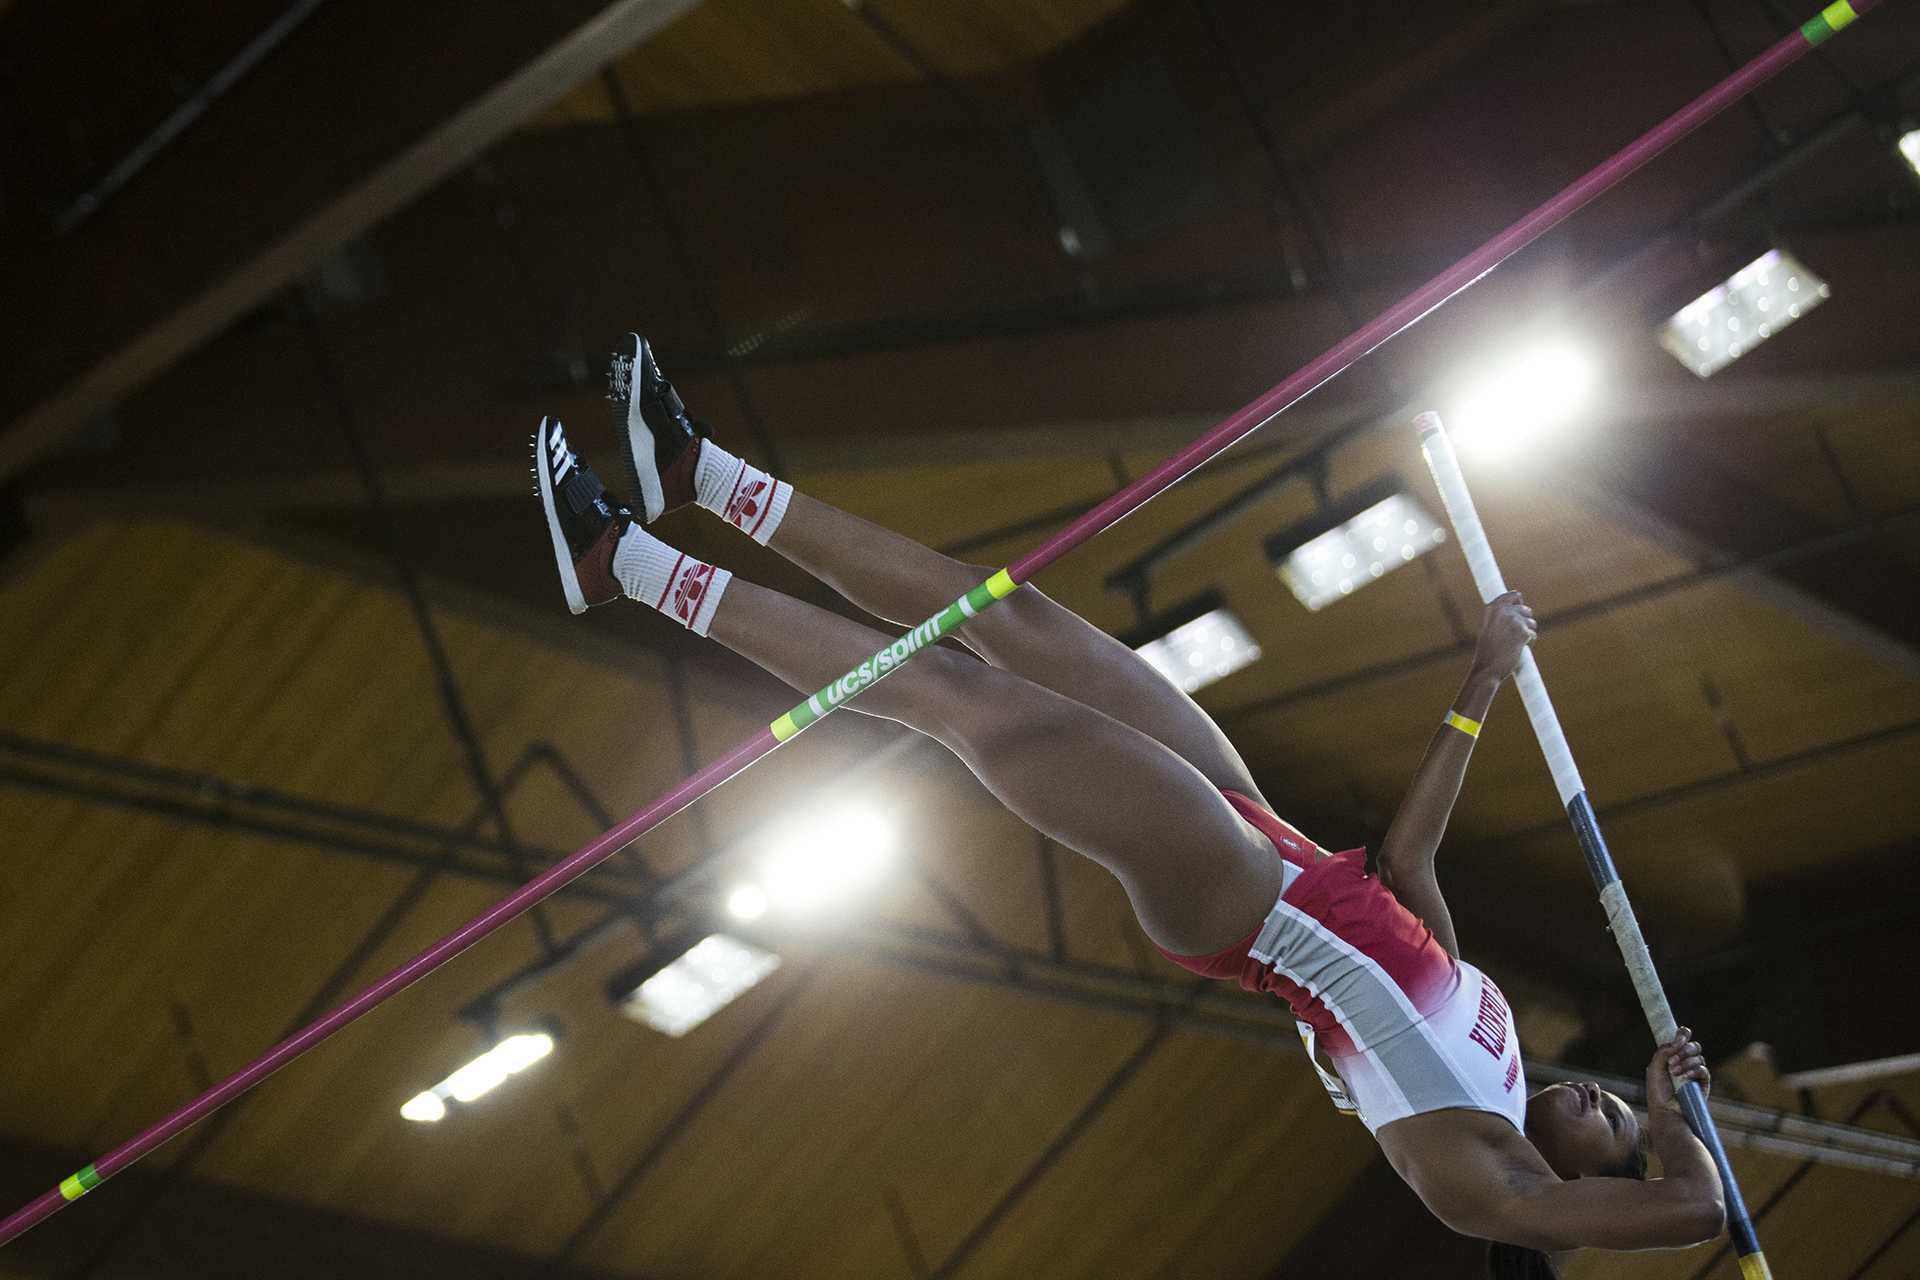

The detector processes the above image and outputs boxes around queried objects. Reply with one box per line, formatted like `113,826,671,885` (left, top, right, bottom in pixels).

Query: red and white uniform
1158,791,1526,1134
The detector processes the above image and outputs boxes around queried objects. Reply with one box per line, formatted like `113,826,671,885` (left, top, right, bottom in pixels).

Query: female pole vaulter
533,335,1721,1275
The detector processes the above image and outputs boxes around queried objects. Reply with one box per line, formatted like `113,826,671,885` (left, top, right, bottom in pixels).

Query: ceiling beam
0,0,698,483
0,731,652,901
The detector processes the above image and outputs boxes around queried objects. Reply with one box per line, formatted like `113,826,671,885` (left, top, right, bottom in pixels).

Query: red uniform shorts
1155,790,1457,1058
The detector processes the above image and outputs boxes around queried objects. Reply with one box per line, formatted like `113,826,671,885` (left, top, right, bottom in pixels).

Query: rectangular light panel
1900,129,1920,180
1659,248,1829,378
616,934,781,1037
1274,492,1447,611
1133,608,1262,694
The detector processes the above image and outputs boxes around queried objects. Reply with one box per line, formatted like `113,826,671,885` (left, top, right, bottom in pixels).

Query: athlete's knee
875,644,998,733
907,655,1041,742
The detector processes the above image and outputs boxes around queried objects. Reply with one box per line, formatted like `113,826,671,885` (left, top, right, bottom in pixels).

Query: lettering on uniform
1467,978,1509,1060
1503,1056,1520,1093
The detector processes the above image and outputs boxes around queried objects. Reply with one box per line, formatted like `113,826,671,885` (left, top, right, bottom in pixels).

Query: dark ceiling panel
0,0,700,480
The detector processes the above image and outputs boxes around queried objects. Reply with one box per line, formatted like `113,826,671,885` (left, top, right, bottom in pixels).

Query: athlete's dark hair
1484,1145,1650,1279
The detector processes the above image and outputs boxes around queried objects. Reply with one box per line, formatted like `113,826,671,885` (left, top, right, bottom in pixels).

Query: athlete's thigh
933,665,1282,955
959,576,1269,805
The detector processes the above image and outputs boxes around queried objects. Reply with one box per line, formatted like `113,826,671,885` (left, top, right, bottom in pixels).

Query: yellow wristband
1444,710,1482,739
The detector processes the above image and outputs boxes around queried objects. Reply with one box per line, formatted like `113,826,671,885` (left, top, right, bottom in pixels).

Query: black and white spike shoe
533,415,631,615
608,333,707,523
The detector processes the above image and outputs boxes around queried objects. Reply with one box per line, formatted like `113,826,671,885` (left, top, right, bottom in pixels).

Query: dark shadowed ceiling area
2,1,1919,1276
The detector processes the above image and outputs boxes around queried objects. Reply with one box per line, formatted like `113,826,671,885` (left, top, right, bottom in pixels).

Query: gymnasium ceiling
2,1,1919,1277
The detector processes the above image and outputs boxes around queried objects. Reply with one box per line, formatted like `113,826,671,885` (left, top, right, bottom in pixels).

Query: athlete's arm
1639,1027,1723,1228
1374,591,1536,958
1462,1155,1724,1253
1425,1033,1725,1252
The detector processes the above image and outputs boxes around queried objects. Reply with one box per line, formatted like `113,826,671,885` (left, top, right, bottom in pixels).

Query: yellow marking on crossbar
58,1175,87,1202
1821,0,1857,31
985,569,1018,599
1738,1253,1774,1280
770,712,800,742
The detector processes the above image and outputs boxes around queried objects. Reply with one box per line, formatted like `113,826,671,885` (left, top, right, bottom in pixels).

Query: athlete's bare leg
707,577,1282,956
765,491,1272,809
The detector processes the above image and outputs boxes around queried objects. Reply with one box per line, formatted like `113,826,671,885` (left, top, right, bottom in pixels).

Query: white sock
611,526,731,637
693,443,792,545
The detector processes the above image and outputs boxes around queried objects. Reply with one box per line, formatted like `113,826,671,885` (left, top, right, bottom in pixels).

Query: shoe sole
536,415,588,615
622,332,667,522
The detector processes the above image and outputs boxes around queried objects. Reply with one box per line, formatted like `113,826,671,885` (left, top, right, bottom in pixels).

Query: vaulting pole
0,0,1877,1247
1416,413,1772,1277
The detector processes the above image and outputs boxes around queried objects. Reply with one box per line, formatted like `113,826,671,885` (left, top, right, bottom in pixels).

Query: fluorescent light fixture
488,1031,555,1073
1660,248,1829,378
399,1030,554,1122
1448,341,1595,455
1266,481,1446,612
612,933,782,1038
443,1054,510,1103
1123,593,1263,694
1899,129,1920,180
400,1091,446,1124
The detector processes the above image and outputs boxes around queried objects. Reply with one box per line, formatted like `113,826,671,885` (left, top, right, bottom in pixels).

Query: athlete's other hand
1646,1026,1711,1115
1471,590,1537,680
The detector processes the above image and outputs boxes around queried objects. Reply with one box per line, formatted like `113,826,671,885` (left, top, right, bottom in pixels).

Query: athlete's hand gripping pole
1415,411,1770,1279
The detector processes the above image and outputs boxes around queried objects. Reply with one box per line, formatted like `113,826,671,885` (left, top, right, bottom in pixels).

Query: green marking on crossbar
767,571,1023,742
1800,0,1856,45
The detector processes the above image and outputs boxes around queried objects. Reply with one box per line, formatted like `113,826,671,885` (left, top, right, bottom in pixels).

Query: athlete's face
1525,1080,1643,1179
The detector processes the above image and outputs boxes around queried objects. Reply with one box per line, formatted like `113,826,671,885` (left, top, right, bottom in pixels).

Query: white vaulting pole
1414,410,1771,1277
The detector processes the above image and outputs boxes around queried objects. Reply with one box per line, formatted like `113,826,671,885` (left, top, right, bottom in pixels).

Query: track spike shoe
534,415,631,615
609,333,708,523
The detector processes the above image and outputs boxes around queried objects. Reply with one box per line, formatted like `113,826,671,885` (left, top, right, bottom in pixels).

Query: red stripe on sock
654,553,687,611
746,480,780,540
691,569,721,632
723,458,750,523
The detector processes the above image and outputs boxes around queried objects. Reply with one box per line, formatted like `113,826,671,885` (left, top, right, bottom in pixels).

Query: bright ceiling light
613,934,783,1038
489,1032,554,1073
1129,596,1263,693
1899,129,1920,180
400,1030,555,1120
759,808,894,913
1448,341,1595,455
1659,248,1829,378
400,1091,446,1124
1265,482,1447,612
442,1054,510,1104
727,883,770,921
